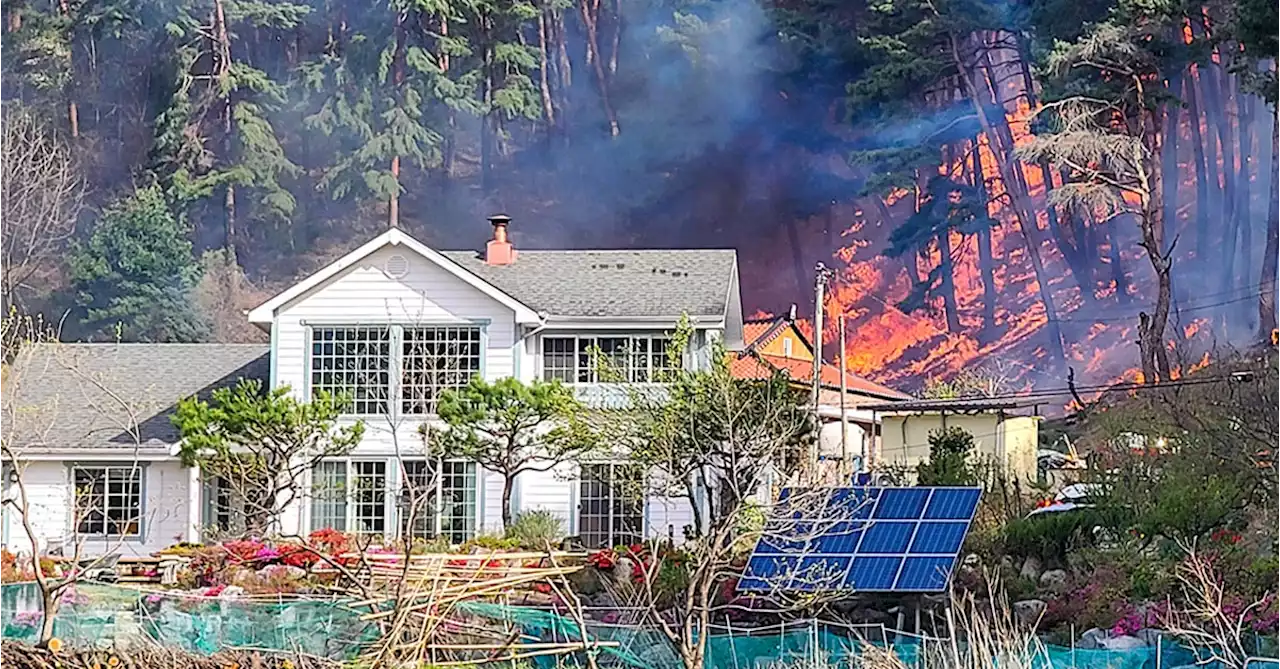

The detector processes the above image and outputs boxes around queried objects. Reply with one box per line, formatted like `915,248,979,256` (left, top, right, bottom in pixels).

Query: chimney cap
488,214,512,226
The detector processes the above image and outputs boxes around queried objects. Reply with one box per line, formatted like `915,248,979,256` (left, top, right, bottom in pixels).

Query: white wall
2,459,192,557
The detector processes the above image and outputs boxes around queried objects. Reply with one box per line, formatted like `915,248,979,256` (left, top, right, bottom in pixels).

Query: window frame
303,321,488,418
575,461,645,549
309,457,480,543
68,463,147,541
539,333,680,384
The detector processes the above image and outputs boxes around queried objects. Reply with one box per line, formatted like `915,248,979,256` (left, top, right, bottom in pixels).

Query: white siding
515,466,576,534
2,459,191,557
646,494,696,543
272,245,518,407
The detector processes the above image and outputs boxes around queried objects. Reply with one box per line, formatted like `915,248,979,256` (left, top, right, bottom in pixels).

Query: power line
1056,292,1261,323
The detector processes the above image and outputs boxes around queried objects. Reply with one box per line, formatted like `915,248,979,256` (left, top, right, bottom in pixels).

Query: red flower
588,549,616,569
279,544,319,569
532,583,552,594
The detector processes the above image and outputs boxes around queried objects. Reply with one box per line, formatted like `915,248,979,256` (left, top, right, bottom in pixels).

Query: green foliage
504,510,565,549
1000,508,1115,565
916,426,978,485
430,376,601,527
462,534,521,552
68,186,208,342
172,379,364,533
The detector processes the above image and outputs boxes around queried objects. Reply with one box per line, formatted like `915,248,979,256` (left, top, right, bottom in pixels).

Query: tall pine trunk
972,136,999,339
1260,107,1279,338
213,0,236,257
1184,71,1211,259
579,0,620,136
937,231,962,333
1161,73,1182,257
1235,95,1254,307
951,33,1066,364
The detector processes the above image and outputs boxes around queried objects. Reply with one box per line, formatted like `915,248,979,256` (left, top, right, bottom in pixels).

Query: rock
1039,569,1069,594
962,553,981,568
613,557,636,586
1019,557,1042,582
218,585,245,599
1012,599,1046,627
1000,556,1016,573
1077,628,1108,650
1133,629,1163,646
1099,635,1148,651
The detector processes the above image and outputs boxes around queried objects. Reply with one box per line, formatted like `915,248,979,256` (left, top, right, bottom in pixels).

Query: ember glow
746,45,1270,402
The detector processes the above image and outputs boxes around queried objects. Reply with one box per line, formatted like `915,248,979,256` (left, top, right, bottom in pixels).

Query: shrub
917,426,978,485
1001,509,1114,565
463,534,520,552
505,510,564,549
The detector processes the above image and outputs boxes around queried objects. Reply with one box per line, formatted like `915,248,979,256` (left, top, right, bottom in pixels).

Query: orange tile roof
728,352,911,401
743,321,776,348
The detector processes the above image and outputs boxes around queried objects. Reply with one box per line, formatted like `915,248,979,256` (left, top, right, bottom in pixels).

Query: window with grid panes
73,466,142,537
310,327,391,414
310,462,348,532
438,461,477,543
351,461,387,535
543,336,675,383
399,461,477,543
577,463,644,548
401,326,482,414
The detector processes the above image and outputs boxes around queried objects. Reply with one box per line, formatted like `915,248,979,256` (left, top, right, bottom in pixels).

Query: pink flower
254,546,282,561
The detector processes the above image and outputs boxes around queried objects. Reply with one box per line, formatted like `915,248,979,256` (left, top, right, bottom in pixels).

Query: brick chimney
485,214,517,266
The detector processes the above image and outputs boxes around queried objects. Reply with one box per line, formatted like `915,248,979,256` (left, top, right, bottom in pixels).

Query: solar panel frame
737,486,981,594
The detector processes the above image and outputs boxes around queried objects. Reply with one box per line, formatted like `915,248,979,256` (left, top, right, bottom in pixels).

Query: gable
248,229,541,326
271,246,525,324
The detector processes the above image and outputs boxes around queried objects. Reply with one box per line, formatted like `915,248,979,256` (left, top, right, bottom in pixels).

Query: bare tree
1162,542,1276,669
0,105,85,311
0,316,155,647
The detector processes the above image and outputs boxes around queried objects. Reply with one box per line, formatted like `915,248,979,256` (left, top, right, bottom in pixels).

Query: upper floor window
542,335,676,383
309,325,482,415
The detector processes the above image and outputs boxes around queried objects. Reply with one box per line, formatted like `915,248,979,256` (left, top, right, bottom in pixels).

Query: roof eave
246,229,544,326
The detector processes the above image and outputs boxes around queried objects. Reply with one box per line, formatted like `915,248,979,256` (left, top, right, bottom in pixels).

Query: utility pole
809,262,834,481
839,313,849,476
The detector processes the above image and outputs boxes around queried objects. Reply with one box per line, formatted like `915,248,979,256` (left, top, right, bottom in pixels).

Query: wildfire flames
741,47,1258,401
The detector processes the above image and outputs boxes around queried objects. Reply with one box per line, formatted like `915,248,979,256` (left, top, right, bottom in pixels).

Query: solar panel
738,486,981,594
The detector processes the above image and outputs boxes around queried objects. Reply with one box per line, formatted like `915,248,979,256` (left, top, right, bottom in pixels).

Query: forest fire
754,39,1273,403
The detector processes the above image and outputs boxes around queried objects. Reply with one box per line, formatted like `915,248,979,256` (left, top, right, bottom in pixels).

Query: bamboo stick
423,642,621,650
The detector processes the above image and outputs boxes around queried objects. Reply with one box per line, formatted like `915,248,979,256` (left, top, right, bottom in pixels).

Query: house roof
2,344,269,452
859,397,1041,413
730,353,912,403
247,228,740,323
441,249,739,320
741,314,814,355
247,229,543,325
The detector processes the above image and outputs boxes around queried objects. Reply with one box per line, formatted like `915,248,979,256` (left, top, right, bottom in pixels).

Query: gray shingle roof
442,250,738,318
3,344,269,452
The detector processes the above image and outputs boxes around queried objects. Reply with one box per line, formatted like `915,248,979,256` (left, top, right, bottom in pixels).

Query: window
310,327,391,414
401,326,483,414
72,466,142,537
310,462,348,532
399,460,478,544
313,459,478,542
309,325,483,415
782,337,793,357
543,335,676,383
351,461,387,535
578,463,644,548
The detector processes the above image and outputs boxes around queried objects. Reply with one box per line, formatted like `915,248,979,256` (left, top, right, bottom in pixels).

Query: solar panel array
737,487,981,593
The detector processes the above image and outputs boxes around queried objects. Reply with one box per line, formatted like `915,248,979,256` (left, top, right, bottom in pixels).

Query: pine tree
149,0,309,256
69,186,209,342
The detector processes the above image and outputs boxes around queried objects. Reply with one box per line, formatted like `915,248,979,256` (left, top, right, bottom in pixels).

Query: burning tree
173,379,365,536
1018,23,1178,383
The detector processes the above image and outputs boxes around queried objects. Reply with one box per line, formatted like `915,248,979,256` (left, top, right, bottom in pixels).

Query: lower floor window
311,459,477,542
73,466,142,537
400,461,477,544
578,463,644,548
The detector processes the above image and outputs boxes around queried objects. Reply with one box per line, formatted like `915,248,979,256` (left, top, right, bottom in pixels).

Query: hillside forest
1,0,1276,392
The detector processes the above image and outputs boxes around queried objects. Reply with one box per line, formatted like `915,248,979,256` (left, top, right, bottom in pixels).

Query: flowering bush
587,549,616,569
8,611,42,633
223,539,267,563
278,544,319,569
308,528,350,555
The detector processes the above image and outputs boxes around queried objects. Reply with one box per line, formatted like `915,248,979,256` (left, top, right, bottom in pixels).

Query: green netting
455,602,1280,669
0,582,377,659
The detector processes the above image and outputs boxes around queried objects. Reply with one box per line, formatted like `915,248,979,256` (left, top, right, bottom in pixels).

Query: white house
1,216,745,555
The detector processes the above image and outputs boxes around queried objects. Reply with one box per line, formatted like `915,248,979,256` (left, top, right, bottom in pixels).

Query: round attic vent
385,254,409,278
